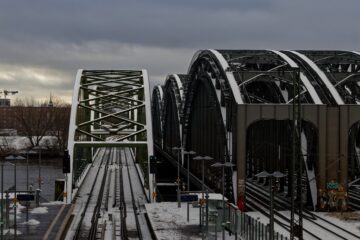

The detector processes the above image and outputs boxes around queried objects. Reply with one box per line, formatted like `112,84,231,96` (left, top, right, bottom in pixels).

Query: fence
203,201,289,240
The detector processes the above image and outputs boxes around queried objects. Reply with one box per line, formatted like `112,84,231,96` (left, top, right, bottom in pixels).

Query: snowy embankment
0,136,58,150
145,202,203,240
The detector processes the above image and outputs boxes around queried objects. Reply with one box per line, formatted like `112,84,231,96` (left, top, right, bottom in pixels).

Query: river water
1,159,63,201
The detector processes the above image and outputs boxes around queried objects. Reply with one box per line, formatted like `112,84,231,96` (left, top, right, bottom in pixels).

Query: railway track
348,189,360,209
120,148,143,239
118,148,128,239
246,182,321,240
65,147,152,240
73,148,111,240
246,180,360,240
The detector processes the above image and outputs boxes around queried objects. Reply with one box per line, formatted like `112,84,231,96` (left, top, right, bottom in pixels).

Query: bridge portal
66,70,155,203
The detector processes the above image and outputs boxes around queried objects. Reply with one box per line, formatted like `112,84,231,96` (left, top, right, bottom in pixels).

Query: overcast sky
0,0,359,103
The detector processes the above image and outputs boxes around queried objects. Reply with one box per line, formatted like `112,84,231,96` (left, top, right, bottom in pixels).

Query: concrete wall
236,104,360,204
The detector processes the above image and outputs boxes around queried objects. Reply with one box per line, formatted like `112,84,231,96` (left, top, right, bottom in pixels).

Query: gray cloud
0,0,359,102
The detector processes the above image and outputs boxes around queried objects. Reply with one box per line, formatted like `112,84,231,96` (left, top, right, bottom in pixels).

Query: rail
73,148,110,240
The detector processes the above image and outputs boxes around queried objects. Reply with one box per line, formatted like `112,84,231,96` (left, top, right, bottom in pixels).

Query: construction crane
0,89,18,99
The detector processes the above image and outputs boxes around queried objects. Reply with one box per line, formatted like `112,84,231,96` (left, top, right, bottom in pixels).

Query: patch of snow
41,201,64,206
290,51,344,104
21,219,40,225
209,49,244,104
4,229,22,235
0,136,58,150
271,50,322,104
315,212,360,235
16,202,26,210
301,131,317,209
30,206,48,214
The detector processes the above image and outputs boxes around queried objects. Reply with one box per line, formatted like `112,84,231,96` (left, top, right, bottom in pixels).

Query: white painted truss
66,69,154,203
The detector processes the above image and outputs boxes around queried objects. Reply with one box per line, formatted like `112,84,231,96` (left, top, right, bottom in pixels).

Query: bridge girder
151,85,164,148
66,69,154,203
154,49,360,210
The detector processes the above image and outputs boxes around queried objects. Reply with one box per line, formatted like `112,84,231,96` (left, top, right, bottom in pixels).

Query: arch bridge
65,69,155,203
152,50,360,210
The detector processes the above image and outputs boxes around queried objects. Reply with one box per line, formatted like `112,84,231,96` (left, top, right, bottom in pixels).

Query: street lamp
172,146,183,208
19,150,36,191
211,162,235,240
193,156,213,201
183,150,196,191
19,149,36,223
4,154,25,240
33,146,46,190
255,171,286,240
193,155,213,235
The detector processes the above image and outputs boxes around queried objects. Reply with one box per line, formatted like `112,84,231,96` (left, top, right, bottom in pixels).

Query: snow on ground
247,210,360,240
0,136,58,150
16,202,26,210
315,211,360,235
41,201,64,206
30,206,48,214
8,202,27,215
146,202,244,240
20,219,40,225
146,202,203,240
4,229,22,235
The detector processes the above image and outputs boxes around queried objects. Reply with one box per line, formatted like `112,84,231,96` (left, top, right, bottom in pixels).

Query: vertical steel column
290,68,302,240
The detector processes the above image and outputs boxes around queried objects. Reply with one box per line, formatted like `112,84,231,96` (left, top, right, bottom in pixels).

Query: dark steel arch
182,50,324,203
153,49,360,211
183,51,239,200
218,49,322,104
294,50,360,104
152,85,164,148
288,51,360,180
162,74,187,153
283,50,345,105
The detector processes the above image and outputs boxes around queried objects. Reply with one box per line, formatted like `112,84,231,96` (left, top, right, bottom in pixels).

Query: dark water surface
1,159,64,201
1,159,64,238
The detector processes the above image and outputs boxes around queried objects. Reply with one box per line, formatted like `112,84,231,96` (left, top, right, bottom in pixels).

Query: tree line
12,97,71,154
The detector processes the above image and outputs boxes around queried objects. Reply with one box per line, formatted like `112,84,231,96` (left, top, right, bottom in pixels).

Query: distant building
48,93,54,107
0,105,17,130
0,129,17,136
0,98,10,107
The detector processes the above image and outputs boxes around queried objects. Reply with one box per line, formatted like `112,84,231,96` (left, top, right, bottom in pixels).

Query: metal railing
204,201,289,240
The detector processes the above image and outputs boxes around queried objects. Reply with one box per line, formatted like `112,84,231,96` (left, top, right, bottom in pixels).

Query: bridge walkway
63,147,152,240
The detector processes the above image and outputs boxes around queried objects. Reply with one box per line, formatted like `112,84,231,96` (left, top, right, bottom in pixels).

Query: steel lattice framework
152,49,360,212
66,69,154,203
151,85,164,148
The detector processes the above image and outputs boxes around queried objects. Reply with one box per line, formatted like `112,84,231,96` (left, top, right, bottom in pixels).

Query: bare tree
13,97,56,147
50,97,71,153
0,136,15,158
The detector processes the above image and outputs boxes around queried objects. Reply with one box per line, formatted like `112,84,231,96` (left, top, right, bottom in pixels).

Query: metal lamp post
4,154,25,240
183,150,196,191
19,150,36,191
211,162,235,240
193,156,213,200
193,155,212,236
255,171,286,240
19,150,36,223
172,146,183,208
33,146,46,191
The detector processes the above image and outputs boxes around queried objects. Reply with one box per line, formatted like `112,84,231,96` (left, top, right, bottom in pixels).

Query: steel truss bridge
152,50,360,211
66,69,155,204
64,51,360,213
